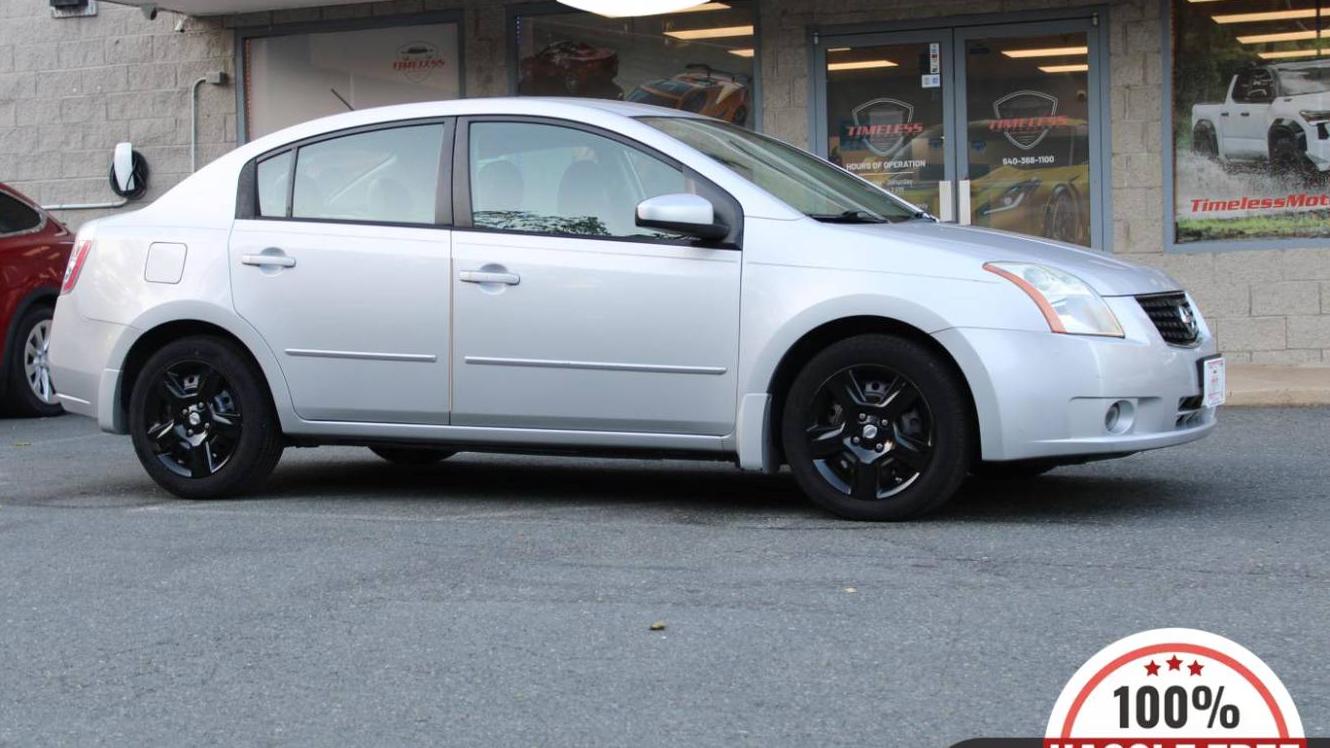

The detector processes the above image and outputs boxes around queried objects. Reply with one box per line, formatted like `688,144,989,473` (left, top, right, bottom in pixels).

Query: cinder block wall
3,0,1327,362
0,0,236,225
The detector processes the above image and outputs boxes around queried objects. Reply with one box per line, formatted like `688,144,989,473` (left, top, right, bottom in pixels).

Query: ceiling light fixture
1039,63,1090,73
728,48,755,57
1258,48,1323,59
557,0,715,17
663,24,755,40
827,60,897,71
1002,46,1090,58
1213,9,1319,24
1236,30,1325,44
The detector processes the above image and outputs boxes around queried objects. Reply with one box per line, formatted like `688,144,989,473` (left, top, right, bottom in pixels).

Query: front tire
781,334,974,521
3,305,63,418
128,336,283,499
370,446,456,465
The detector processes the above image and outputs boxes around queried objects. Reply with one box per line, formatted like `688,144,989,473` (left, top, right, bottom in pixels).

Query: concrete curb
1226,364,1330,407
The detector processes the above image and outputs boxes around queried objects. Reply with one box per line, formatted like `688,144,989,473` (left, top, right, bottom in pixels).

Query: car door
229,120,454,424
1224,70,1272,159
449,117,741,435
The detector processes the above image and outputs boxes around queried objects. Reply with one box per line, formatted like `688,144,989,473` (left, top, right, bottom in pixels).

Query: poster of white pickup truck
1191,61,1330,179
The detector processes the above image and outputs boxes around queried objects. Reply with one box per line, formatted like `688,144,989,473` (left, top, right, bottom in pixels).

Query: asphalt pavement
1,409,1326,746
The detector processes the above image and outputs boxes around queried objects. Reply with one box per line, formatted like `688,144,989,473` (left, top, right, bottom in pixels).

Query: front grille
1137,292,1200,346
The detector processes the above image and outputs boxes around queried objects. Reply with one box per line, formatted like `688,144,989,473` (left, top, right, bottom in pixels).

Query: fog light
1105,400,1134,435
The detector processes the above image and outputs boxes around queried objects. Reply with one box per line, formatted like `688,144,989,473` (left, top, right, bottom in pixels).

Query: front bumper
934,296,1220,462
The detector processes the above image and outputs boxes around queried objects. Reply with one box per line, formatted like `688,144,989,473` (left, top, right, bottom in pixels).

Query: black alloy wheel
129,336,283,499
804,365,934,501
782,334,973,521
142,360,243,479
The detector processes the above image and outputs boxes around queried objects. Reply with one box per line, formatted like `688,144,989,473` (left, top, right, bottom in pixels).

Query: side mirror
635,193,727,240
109,142,149,200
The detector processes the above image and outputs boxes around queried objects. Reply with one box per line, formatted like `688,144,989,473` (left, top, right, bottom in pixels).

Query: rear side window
0,192,43,235
256,151,293,218
291,124,444,225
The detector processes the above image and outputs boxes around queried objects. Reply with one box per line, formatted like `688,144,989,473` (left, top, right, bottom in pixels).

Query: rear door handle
459,270,520,286
241,252,297,268
1220,112,1230,117
1239,112,1251,117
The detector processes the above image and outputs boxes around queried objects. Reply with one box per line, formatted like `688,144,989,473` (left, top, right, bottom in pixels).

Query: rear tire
128,336,283,499
3,304,63,418
369,446,456,465
781,334,973,521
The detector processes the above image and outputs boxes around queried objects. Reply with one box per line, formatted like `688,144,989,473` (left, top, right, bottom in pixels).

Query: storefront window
1173,0,1330,243
823,24,1098,248
514,2,757,128
243,20,461,140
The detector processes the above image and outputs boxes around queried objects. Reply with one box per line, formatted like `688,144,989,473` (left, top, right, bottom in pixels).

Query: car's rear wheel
369,446,456,465
781,334,973,521
128,336,283,499
3,305,63,418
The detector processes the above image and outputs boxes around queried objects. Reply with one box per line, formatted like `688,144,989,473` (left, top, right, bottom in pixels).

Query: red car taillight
61,240,92,295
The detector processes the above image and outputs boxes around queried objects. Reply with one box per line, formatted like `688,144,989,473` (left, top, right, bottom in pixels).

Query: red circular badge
1045,628,1305,748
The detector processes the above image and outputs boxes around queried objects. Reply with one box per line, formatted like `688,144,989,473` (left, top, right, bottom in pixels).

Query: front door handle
241,252,297,268
459,270,520,286
1239,112,1251,117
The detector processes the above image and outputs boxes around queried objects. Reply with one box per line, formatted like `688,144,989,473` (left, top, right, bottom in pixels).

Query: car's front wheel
781,334,973,521
128,336,283,499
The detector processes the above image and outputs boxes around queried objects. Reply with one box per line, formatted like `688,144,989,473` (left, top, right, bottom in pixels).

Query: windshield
1278,66,1330,96
639,116,925,223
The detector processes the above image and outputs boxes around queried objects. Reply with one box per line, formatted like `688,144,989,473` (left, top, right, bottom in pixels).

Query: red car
0,184,74,417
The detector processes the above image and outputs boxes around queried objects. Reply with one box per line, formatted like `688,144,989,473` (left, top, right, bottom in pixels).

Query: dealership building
3,0,1330,363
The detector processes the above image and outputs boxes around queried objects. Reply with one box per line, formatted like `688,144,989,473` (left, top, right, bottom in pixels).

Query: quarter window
0,192,42,236
291,124,444,225
468,121,688,239
256,151,292,218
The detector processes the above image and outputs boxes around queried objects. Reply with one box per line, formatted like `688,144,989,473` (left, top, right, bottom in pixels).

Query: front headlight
984,262,1124,337
1300,109,1330,124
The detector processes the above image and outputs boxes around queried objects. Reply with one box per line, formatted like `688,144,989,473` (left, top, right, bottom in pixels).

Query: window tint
292,124,443,224
468,122,688,239
0,192,43,235
256,151,293,217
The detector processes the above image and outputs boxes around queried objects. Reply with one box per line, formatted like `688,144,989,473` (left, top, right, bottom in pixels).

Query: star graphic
1167,655,1183,671
1189,660,1205,676
1145,660,1161,676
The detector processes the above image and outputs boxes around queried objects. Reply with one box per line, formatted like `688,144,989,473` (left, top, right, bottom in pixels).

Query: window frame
236,117,456,229
452,115,744,250
0,189,47,239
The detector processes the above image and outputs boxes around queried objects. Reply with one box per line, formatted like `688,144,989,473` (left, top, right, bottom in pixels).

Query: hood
835,221,1181,297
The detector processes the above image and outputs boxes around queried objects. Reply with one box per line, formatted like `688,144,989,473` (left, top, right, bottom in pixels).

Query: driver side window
290,124,443,225
467,121,688,240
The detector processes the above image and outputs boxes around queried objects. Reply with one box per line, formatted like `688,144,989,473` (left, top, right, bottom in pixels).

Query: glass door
816,17,1104,248
820,32,956,220
956,26,1098,247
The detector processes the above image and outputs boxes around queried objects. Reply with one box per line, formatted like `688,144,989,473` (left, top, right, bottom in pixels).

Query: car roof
240,97,702,158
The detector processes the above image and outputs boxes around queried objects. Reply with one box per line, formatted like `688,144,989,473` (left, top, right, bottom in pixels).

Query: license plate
1202,357,1226,408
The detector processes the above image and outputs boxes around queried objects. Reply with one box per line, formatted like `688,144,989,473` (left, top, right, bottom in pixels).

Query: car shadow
258,452,1209,524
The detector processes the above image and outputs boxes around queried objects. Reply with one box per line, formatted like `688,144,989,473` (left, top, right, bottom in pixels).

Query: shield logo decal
394,42,445,83
851,98,916,157
992,90,1059,150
